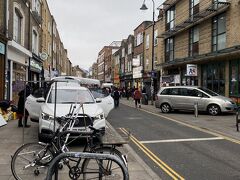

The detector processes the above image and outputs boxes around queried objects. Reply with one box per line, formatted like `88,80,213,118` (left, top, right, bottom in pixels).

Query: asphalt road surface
108,104,240,180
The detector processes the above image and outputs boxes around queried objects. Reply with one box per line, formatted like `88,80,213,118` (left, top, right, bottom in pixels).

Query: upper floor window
190,0,199,19
212,13,226,51
165,37,174,62
135,32,143,46
154,29,158,46
166,6,175,31
32,30,38,54
128,43,132,55
213,0,227,9
13,8,23,44
122,48,125,58
189,26,199,57
146,34,149,49
32,0,40,14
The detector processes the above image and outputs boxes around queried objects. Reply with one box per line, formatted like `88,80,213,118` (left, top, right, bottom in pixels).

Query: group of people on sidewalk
112,87,142,108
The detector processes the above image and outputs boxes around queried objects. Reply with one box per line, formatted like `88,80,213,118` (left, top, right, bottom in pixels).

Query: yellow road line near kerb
123,102,240,145
120,128,185,180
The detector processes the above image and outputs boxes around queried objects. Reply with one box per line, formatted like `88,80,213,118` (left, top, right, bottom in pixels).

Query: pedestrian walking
113,88,120,108
133,88,142,108
17,85,31,127
126,87,130,100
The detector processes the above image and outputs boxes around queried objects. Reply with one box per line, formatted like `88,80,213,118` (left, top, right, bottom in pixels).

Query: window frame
165,6,175,31
212,13,226,52
189,26,199,57
165,37,174,62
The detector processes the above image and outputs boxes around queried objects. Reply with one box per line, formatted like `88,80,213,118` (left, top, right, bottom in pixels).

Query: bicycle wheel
82,147,127,180
11,142,54,180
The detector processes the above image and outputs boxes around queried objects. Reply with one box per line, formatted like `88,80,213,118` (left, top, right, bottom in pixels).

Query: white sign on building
186,64,197,76
133,66,142,79
132,58,140,67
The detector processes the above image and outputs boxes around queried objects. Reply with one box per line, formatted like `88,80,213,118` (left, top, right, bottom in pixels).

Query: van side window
161,89,170,95
179,88,188,96
170,88,179,95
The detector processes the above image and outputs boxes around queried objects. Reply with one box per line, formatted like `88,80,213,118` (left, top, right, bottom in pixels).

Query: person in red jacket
133,88,142,108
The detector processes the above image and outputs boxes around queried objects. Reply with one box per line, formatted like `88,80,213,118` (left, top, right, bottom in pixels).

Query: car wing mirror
96,98,102,103
36,97,45,103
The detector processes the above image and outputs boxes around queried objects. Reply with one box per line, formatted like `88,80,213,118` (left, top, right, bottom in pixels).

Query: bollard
236,107,240,131
194,102,198,118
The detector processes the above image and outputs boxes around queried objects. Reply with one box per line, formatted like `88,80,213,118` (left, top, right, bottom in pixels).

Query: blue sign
0,42,5,55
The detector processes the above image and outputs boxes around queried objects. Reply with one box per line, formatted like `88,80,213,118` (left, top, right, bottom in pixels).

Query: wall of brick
174,31,188,59
175,0,189,25
198,19,212,55
226,1,240,47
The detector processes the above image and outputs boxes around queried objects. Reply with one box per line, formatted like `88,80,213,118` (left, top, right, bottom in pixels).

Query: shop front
29,54,43,83
124,73,133,89
229,59,240,103
0,40,6,100
7,41,31,104
133,66,143,89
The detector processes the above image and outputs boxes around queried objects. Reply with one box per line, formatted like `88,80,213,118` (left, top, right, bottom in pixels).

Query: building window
128,43,132,55
154,30,158,46
32,30,38,54
229,60,240,97
122,48,125,58
166,6,175,31
135,32,143,46
32,0,40,14
213,0,227,9
202,62,225,95
190,0,199,19
189,26,199,56
212,13,226,51
146,34,149,49
13,8,22,44
165,37,174,62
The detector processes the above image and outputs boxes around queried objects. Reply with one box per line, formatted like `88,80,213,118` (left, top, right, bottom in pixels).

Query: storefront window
230,60,240,96
202,62,225,95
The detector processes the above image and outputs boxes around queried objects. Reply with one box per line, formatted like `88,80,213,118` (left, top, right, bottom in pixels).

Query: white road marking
140,137,224,144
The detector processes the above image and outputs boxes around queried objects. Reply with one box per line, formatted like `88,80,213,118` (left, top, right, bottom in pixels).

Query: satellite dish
40,52,48,60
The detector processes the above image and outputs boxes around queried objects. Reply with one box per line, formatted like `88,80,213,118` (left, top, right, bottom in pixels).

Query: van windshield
198,87,219,96
47,89,95,104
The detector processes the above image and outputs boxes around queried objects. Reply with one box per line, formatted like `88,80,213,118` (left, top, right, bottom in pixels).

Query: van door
175,88,194,110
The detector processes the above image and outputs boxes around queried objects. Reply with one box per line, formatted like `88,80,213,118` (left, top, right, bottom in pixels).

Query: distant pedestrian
113,88,120,108
133,88,142,108
126,88,130,100
17,85,31,127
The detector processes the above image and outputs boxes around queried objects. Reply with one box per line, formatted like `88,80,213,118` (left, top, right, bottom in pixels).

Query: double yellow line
120,128,184,180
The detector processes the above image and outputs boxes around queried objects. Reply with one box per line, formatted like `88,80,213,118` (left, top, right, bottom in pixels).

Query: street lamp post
140,0,155,105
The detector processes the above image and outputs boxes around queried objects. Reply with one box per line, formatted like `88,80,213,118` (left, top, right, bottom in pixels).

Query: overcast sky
47,0,164,70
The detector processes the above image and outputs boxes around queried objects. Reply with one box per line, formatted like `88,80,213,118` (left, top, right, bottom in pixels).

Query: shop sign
186,64,197,76
30,59,42,73
0,42,5,55
132,58,140,67
133,66,142,79
40,52,48,60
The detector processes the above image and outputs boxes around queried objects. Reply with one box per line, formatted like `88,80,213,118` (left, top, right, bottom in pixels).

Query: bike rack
236,106,240,131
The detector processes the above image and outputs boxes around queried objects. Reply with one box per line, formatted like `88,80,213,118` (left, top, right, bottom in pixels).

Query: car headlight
93,113,105,120
41,112,54,121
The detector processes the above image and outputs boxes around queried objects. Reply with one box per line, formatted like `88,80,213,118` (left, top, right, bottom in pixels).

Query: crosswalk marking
140,137,224,144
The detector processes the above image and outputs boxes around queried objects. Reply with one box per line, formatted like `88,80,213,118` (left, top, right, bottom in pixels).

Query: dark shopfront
229,59,240,103
0,40,6,100
29,55,43,86
201,62,225,95
124,74,133,89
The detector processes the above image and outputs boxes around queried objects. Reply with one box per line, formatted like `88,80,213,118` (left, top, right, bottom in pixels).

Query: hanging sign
186,64,197,76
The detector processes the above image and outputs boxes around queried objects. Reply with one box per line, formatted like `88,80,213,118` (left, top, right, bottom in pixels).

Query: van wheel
161,103,171,113
207,104,221,116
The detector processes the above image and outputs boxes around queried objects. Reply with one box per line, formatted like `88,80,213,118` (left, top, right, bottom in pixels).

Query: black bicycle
11,114,127,180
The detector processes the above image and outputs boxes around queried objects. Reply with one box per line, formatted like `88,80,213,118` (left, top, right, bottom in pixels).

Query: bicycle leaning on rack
45,151,129,180
11,103,128,180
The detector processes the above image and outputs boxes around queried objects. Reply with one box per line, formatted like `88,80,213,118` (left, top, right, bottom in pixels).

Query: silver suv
155,86,237,115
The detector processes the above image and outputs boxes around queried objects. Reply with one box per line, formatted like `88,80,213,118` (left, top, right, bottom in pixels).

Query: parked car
155,86,237,115
89,88,114,117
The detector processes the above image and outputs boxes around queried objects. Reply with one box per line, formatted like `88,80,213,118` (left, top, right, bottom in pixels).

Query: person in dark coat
17,85,31,127
113,88,120,108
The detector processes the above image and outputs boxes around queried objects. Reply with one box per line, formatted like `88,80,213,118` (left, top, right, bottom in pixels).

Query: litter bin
141,93,148,105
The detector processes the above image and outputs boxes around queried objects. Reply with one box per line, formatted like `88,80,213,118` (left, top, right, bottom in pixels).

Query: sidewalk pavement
0,119,160,180
121,98,240,142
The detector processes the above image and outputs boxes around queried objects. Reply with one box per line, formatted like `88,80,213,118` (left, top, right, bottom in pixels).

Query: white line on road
140,137,224,144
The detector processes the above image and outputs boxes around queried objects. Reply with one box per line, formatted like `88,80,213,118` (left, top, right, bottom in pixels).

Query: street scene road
108,100,240,180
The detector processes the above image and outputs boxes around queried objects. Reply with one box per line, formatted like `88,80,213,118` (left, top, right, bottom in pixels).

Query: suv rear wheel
207,104,221,116
161,103,171,113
